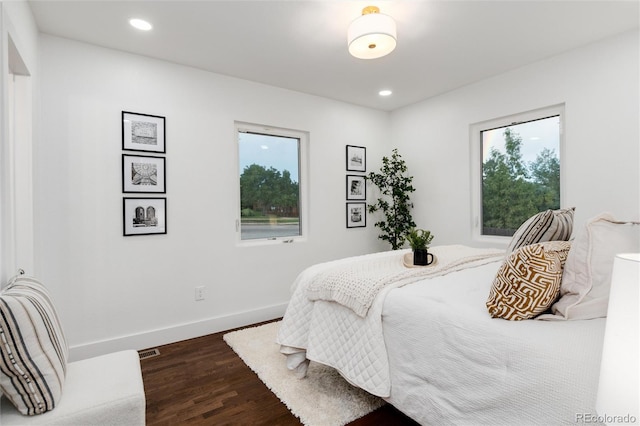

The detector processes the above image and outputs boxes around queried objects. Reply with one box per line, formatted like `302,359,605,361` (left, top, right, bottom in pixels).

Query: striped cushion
506,207,575,253
487,241,572,320
0,276,68,415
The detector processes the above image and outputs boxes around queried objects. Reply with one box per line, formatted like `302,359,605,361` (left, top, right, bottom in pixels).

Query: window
471,105,563,239
236,122,307,242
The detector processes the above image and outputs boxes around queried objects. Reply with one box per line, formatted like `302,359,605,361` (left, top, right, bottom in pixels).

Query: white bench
1,350,146,426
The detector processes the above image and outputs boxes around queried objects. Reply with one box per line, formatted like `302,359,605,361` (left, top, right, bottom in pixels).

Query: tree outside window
237,126,303,241
481,115,561,236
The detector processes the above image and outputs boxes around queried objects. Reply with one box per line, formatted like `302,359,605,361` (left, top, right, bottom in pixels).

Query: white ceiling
28,1,639,111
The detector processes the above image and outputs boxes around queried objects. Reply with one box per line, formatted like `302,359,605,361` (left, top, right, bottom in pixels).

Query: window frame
469,104,565,244
235,121,309,246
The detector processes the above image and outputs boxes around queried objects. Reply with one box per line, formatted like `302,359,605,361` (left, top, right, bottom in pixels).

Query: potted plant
406,228,434,265
366,149,416,250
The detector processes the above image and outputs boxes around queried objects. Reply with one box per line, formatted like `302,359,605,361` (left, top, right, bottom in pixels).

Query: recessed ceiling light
379,90,392,97
129,18,152,31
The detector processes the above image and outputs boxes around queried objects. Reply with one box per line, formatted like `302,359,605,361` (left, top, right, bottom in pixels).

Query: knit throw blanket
306,245,505,317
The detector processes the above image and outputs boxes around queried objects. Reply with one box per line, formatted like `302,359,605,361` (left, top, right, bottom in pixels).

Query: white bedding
277,246,505,397
278,246,607,425
306,245,504,317
277,249,412,397
383,260,606,425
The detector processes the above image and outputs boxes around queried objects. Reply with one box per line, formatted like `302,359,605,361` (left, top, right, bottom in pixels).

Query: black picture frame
122,154,166,193
122,111,166,153
346,145,366,172
346,175,366,200
123,197,167,236
346,202,366,228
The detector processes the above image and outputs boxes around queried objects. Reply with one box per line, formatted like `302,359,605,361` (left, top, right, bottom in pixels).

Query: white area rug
223,321,385,426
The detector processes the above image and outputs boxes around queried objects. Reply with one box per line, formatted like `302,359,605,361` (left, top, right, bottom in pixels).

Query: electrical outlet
195,286,205,301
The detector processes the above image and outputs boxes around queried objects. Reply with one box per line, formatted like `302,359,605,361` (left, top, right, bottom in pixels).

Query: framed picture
123,197,167,236
122,154,166,193
122,111,166,153
346,202,367,228
346,175,366,200
346,145,366,172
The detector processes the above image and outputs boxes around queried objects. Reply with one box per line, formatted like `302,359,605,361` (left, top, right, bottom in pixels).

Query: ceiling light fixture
129,18,152,31
348,6,397,60
379,90,392,96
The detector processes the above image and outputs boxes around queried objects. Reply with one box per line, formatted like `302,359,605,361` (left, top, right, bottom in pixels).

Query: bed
276,211,640,425
381,258,604,424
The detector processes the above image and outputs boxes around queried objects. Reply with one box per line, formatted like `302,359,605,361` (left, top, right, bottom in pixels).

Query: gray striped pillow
0,276,68,415
507,207,575,253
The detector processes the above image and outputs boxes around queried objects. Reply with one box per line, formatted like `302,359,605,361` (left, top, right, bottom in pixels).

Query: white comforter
276,245,504,397
383,260,606,425
277,245,606,425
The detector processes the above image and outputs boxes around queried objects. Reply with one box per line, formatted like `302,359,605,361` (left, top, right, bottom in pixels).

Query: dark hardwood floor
140,319,419,425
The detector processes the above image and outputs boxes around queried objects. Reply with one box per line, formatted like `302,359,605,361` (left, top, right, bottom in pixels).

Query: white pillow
550,213,640,320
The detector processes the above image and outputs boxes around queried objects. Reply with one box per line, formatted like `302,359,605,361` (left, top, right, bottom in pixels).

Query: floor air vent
138,348,160,360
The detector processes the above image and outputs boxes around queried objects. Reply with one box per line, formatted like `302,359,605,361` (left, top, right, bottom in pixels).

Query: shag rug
223,321,385,426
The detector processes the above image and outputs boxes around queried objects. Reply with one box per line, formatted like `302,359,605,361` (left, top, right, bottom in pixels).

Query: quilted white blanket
382,261,606,424
276,245,504,397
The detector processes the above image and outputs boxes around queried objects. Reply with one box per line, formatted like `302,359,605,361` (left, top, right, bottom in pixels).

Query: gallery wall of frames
121,111,167,236
345,145,367,229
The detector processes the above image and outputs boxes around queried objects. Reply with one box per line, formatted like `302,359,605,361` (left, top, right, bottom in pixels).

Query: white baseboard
68,302,288,362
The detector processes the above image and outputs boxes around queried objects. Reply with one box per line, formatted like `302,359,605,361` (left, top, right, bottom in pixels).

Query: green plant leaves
366,149,416,250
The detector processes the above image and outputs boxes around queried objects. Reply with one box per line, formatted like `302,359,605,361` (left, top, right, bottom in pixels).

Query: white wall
0,0,38,283
391,30,640,247
36,35,390,360
32,25,640,360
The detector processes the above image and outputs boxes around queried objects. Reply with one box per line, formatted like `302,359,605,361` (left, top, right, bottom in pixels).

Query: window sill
472,233,510,248
236,236,306,248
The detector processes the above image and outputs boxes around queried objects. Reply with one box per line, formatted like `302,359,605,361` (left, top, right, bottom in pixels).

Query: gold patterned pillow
487,241,572,320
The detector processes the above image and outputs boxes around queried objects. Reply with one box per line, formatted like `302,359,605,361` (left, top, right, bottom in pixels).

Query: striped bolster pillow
0,276,68,415
506,207,575,254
